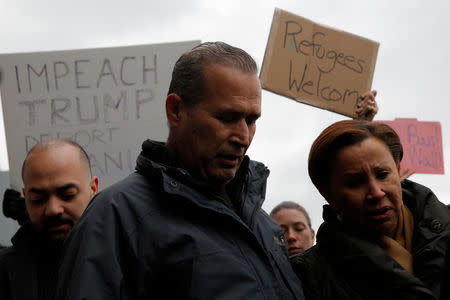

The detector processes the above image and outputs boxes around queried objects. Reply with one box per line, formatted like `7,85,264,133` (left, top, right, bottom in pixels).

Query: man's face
22,145,98,241
177,64,261,185
272,208,315,256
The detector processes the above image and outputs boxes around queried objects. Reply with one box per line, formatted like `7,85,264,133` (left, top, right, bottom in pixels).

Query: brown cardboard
260,8,379,118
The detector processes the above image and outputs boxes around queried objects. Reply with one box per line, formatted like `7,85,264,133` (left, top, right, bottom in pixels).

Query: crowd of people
0,41,449,300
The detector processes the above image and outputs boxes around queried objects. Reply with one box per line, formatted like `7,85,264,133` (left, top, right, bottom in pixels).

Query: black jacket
0,223,61,300
440,231,450,300
56,140,305,300
291,179,450,300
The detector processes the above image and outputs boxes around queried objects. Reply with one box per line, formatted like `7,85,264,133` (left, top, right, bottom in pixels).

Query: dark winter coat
56,140,305,300
291,179,450,300
0,223,61,300
440,231,450,300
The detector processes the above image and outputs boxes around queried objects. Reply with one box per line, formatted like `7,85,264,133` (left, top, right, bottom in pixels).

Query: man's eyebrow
220,108,242,115
220,108,260,116
27,188,46,194
57,183,79,191
28,183,79,194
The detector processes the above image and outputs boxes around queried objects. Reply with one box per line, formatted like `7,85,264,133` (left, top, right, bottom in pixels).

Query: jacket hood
135,139,270,215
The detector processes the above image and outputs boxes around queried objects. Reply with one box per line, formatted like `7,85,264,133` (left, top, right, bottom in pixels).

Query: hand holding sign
356,90,378,121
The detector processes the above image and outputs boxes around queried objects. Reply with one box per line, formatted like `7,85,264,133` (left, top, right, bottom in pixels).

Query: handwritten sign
260,8,379,118
379,118,444,174
0,40,200,190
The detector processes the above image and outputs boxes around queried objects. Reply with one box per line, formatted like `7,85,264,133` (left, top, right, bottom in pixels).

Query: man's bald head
21,139,98,241
21,139,92,181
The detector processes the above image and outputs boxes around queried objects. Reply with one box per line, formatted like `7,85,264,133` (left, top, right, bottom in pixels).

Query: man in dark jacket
56,42,305,299
0,139,99,300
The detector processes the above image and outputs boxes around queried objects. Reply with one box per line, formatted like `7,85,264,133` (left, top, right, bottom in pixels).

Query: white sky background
0,0,449,231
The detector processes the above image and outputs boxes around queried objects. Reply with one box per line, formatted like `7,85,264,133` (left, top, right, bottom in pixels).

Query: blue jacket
56,140,305,300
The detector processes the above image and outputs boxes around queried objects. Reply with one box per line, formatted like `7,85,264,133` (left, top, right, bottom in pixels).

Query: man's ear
166,93,185,128
90,176,99,198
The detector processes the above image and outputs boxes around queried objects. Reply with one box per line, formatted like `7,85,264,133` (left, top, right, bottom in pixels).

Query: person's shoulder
80,171,162,231
290,245,328,281
401,179,446,208
0,246,18,265
402,179,450,230
101,171,151,195
290,245,322,270
401,179,433,196
402,179,437,210
0,246,14,256
289,246,328,296
91,171,156,207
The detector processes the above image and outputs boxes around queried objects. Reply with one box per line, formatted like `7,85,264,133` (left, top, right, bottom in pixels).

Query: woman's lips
368,207,392,223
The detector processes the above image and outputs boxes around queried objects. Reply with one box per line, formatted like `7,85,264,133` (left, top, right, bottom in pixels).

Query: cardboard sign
0,40,200,190
260,8,379,118
379,118,444,174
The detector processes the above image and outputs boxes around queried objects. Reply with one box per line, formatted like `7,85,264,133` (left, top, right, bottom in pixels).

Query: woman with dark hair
291,120,450,300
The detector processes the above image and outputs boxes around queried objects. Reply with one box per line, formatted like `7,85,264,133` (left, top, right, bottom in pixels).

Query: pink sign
379,118,444,174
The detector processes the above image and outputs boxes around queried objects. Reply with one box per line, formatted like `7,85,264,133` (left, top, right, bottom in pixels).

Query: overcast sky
0,0,449,231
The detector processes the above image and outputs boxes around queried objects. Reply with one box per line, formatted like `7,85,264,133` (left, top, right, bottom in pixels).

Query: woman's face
272,208,315,256
323,137,403,238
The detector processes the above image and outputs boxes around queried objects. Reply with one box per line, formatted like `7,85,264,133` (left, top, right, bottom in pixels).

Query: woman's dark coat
291,179,450,300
